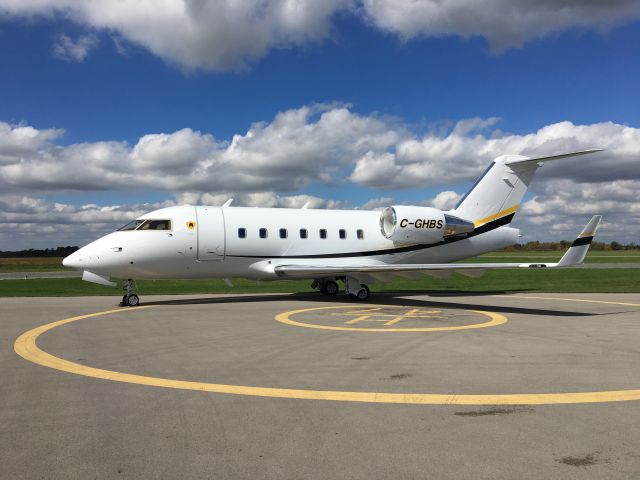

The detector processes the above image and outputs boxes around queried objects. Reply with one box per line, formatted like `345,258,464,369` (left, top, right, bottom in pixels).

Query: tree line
501,241,638,251
0,246,80,258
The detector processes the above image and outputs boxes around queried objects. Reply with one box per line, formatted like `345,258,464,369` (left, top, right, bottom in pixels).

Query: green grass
466,250,640,264
0,257,71,272
0,268,638,297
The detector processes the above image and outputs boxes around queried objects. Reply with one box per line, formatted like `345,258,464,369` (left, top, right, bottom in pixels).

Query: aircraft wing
274,215,602,279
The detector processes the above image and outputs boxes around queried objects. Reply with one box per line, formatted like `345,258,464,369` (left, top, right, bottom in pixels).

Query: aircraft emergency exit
63,149,603,306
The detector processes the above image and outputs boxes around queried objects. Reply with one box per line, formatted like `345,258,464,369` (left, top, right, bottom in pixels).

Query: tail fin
452,149,602,227
557,215,602,266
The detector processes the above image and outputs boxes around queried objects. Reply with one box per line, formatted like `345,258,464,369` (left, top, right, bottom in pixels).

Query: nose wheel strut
120,279,140,307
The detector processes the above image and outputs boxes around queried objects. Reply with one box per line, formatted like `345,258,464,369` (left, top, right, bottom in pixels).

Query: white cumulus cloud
0,105,405,194
0,0,639,69
0,107,639,246
0,0,347,70
52,33,98,62
361,0,640,52
349,120,640,189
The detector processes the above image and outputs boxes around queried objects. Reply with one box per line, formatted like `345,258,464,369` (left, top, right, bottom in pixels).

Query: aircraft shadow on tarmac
143,292,598,318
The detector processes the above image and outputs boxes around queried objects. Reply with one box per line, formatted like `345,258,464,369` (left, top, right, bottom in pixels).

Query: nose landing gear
120,279,140,307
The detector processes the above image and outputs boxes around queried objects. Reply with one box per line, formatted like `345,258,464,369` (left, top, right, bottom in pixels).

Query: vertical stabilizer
452,149,602,227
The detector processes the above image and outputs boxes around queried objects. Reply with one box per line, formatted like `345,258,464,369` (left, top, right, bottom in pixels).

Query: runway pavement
0,271,81,280
2,292,640,479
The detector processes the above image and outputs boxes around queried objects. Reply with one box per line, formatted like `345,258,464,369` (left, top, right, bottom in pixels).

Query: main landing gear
349,283,370,301
120,278,140,307
311,277,371,301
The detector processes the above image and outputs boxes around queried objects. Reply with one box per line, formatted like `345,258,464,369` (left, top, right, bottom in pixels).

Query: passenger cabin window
136,219,172,231
357,229,364,240
279,228,288,239
319,229,327,239
259,228,268,239
339,229,347,239
238,228,247,239
300,228,308,239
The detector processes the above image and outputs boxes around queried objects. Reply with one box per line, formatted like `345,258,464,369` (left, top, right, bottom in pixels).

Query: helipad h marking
337,307,444,326
276,305,505,332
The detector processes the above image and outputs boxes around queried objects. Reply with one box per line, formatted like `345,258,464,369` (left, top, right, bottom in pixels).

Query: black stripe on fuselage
226,212,516,259
571,236,593,247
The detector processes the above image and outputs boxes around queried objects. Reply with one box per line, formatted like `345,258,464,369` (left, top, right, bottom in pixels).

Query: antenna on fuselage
222,198,233,207
301,201,311,209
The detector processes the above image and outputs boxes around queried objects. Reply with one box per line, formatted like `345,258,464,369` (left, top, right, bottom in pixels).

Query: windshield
117,219,172,231
136,219,172,231
118,219,144,231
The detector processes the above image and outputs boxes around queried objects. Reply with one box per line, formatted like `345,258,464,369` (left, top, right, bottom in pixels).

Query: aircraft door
196,206,225,261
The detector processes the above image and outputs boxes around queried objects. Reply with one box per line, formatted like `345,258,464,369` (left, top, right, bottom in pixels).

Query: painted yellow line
498,295,640,308
12,297,640,405
473,204,519,227
274,305,507,332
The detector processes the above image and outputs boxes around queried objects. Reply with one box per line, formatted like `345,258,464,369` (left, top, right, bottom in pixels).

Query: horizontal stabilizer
505,149,603,167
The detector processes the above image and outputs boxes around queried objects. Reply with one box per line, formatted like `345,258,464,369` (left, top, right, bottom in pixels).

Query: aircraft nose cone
62,251,82,269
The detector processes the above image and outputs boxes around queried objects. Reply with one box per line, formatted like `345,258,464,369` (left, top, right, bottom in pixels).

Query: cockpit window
136,219,172,231
118,219,144,231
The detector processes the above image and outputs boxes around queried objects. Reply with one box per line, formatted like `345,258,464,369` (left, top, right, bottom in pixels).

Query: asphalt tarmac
2,292,640,479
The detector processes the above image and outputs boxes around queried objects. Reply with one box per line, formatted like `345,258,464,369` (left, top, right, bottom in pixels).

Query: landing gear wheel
121,279,139,307
321,280,339,296
349,284,370,301
125,294,140,307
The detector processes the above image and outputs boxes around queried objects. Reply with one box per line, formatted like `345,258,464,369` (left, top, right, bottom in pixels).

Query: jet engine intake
380,206,474,245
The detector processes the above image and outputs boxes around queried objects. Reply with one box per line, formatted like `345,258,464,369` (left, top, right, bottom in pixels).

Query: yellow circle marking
274,305,507,332
13,297,640,405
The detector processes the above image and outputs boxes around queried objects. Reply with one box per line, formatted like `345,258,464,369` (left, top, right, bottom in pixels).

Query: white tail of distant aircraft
63,149,603,306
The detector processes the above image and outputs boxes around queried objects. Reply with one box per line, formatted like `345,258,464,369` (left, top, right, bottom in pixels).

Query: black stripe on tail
571,236,593,247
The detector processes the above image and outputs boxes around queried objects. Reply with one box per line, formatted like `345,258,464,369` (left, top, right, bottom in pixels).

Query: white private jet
63,149,603,306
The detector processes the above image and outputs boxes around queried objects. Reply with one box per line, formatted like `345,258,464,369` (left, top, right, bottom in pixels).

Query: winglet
557,215,602,267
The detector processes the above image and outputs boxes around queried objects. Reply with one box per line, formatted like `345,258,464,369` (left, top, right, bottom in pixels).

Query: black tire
126,294,140,307
323,280,339,296
120,295,127,307
354,284,370,301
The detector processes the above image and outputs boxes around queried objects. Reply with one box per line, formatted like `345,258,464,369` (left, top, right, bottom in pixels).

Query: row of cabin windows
237,228,365,240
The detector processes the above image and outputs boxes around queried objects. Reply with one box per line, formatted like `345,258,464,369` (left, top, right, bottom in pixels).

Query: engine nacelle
380,206,474,245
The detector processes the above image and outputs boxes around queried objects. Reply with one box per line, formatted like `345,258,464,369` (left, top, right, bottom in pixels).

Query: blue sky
0,1,639,248
3,16,638,141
